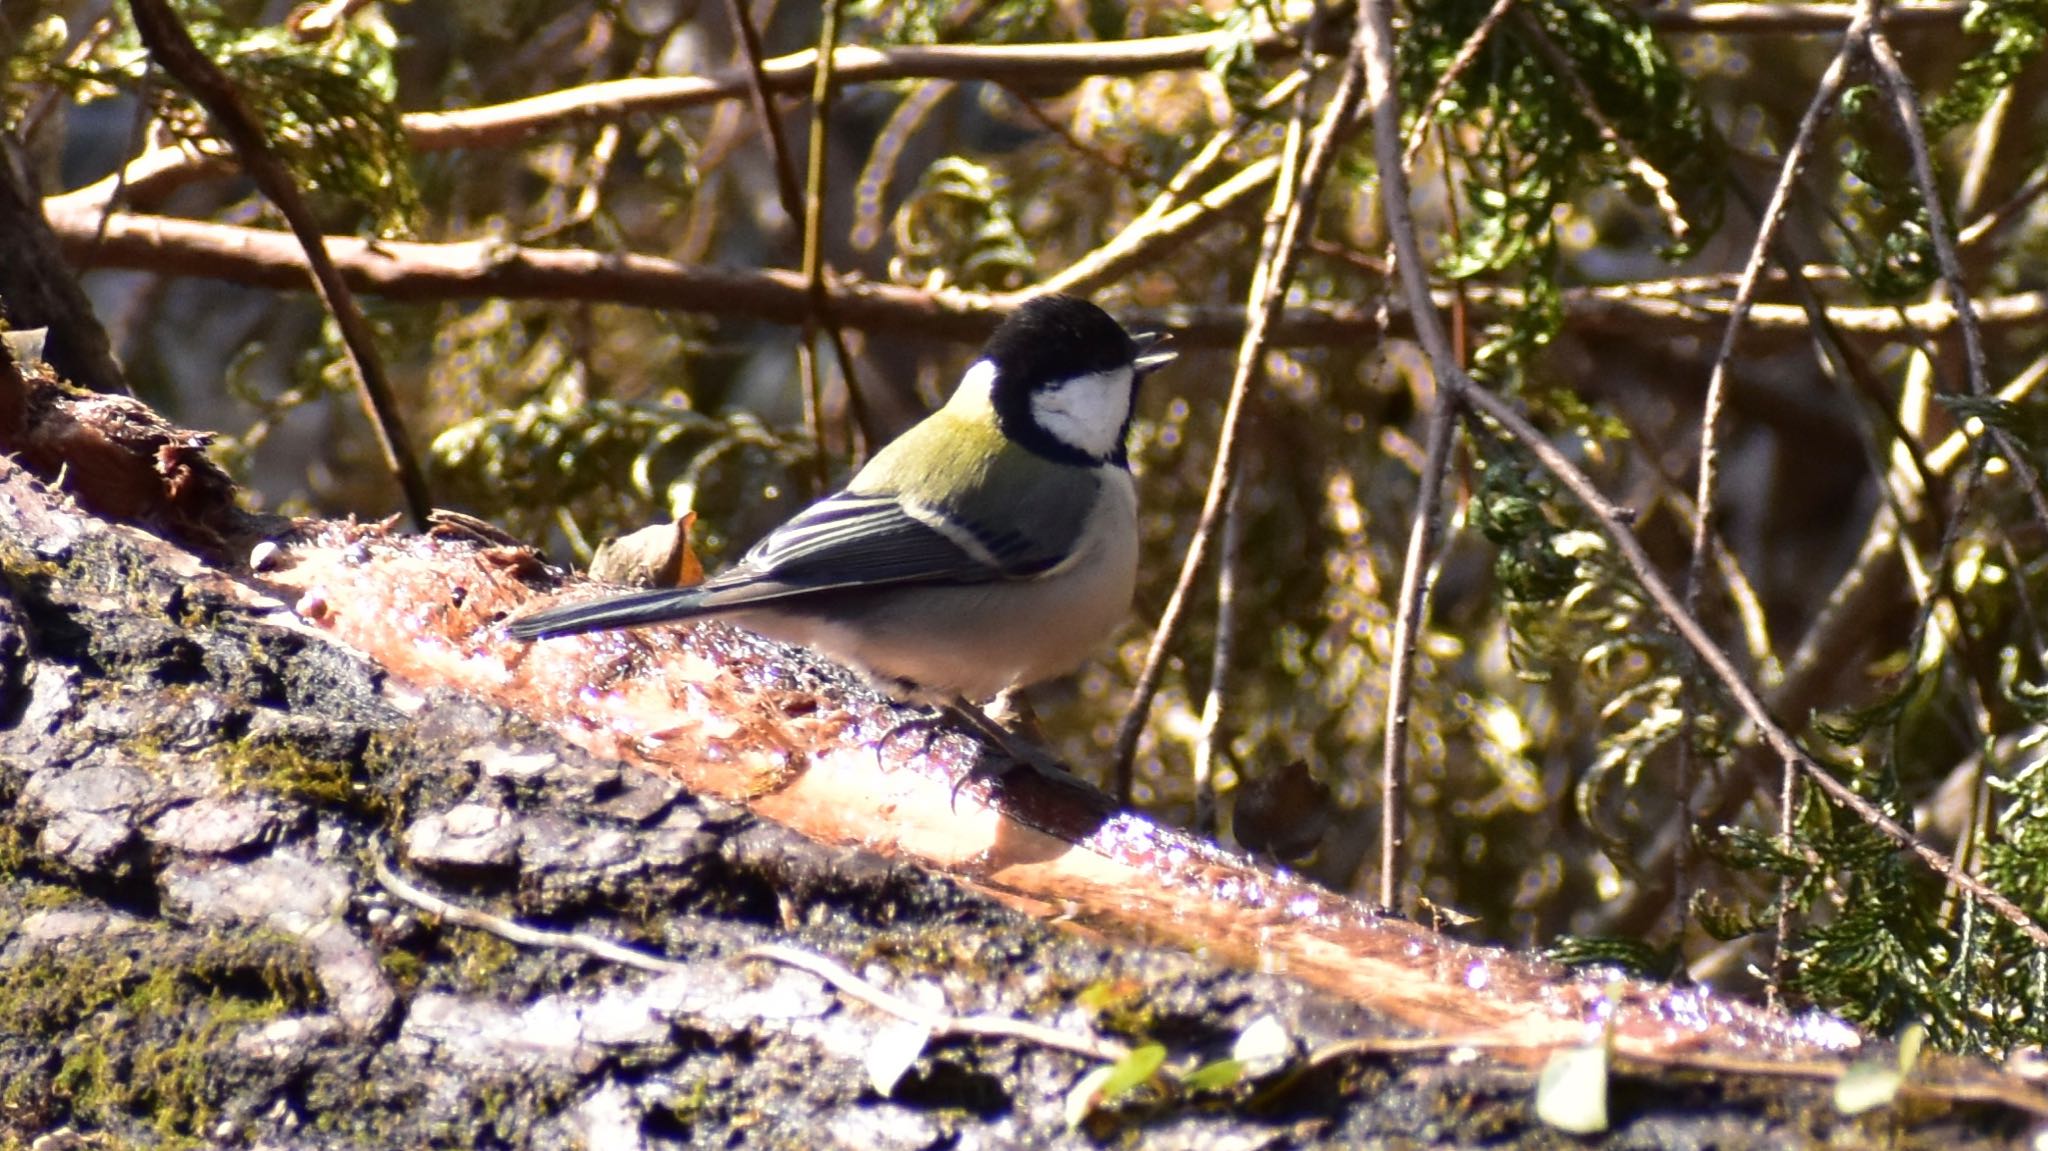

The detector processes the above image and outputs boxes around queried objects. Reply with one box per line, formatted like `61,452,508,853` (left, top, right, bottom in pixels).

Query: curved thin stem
1111,52,1364,803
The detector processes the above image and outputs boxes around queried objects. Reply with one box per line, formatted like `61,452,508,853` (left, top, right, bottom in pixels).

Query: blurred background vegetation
9,0,2048,1055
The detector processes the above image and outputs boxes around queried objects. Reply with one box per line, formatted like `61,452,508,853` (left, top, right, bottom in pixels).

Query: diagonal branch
1040,157,1279,297
125,0,432,529
1510,7,1689,243
1676,5,1867,947
1865,23,2048,536
1111,52,1366,802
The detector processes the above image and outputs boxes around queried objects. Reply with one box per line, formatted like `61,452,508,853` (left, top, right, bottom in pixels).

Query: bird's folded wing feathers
508,485,1087,638
736,492,1064,589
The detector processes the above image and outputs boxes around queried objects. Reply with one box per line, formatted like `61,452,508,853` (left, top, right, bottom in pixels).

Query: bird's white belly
734,471,1139,701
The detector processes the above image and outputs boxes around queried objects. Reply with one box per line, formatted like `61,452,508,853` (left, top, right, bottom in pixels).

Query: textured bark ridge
0,361,2040,1147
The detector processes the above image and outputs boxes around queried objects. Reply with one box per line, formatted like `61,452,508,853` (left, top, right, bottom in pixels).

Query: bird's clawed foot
872,696,1067,810
939,697,1067,809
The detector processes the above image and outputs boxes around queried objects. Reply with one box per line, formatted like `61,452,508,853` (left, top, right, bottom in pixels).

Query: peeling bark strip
0,353,241,554
5,368,2047,1140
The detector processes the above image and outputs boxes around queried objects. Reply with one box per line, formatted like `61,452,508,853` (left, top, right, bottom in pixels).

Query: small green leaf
1180,1058,1244,1092
1064,1044,1167,1128
1834,1061,1903,1116
1095,1042,1168,1104
1897,1022,1927,1070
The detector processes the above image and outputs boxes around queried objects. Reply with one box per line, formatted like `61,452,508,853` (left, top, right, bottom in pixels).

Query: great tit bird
507,293,1174,708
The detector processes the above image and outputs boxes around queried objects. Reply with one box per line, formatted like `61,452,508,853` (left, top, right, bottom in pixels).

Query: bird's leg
872,698,1040,772
984,687,1048,744
940,696,1069,807
873,706,950,766
872,692,1065,807
941,698,1053,765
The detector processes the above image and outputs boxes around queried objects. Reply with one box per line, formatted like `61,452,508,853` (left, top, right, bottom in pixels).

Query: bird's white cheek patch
1030,368,1132,460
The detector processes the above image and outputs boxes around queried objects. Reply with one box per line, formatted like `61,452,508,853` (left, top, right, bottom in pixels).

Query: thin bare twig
1111,52,1365,802
1379,385,1459,913
720,3,805,272
376,858,1130,1063
997,85,1151,183
1509,9,1689,243
746,944,1130,1063
376,857,686,975
1958,169,2048,250
1374,113,1487,907
1677,9,1863,943
1375,111,1474,913
1686,38,1857,617
1359,0,2048,950
1866,23,2048,535
1134,118,1248,227
1041,69,1313,299
126,0,432,529
783,0,829,481
801,0,874,463
1644,1,1962,32
1041,157,1279,297
1129,69,1305,233
1931,348,2048,472
1362,6,1443,917
722,0,871,478
1402,0,1520,167
1771,756,1798,1006
1630,474,1783,681
1192,476,1246,835
1954,85,2012,221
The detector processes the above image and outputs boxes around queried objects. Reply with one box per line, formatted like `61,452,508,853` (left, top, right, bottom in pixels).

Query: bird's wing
506,493,1053,639
730,491,1066,593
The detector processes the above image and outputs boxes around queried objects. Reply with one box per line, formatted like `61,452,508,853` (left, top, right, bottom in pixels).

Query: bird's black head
976,294,1171,467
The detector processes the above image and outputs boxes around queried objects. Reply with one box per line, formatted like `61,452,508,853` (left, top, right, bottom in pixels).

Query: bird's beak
1132,330,1176,377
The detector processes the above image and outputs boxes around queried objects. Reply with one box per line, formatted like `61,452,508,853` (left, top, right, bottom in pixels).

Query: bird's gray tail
504,587,714,640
